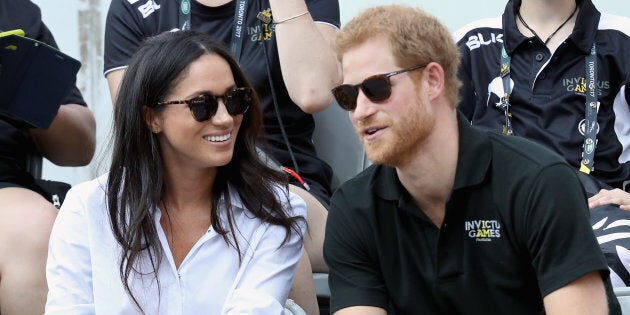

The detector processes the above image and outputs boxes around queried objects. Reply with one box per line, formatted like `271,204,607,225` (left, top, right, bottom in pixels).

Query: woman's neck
195,0,232,7
517,0,578,51
518,0,577,29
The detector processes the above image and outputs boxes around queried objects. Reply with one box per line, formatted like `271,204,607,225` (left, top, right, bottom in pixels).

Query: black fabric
0,179,71,209
324,112,618,314
0,0,87,199
455,0,630,189
33,179,71,208
104,0,339,205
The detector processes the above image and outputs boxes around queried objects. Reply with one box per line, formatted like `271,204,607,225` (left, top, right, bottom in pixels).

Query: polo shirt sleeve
521,163,609,297
324,185,390,313
306,0,340,28
103,0,147,76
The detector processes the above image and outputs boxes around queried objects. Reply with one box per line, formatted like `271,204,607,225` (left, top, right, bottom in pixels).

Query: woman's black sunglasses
331,64,426,111
157,87,253,122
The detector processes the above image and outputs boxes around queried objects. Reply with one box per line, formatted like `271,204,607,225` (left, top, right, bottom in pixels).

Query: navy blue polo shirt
455,0,630,189
324,111,617,314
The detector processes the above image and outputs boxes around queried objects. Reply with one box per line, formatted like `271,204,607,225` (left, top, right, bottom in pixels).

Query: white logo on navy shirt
138,0,160,18
465,32,503,51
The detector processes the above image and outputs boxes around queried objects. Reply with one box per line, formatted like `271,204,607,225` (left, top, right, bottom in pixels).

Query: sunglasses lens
361,76,391,102
226,88,252,116
332,85,358,111
189,95,216,122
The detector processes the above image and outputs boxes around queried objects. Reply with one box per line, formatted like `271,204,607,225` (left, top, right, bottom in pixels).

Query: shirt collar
503,0,600,55
373,111,492,201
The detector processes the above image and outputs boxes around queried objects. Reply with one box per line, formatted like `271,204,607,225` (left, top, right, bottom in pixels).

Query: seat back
26,153,42,179
312,103,370,190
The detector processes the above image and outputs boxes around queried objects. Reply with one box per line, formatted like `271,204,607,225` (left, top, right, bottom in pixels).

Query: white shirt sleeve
45,183,96,314
221,189,308,314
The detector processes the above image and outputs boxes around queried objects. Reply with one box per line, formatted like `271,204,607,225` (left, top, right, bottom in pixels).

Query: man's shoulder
336,164,383,191
487,132,568,170
331,164,389,212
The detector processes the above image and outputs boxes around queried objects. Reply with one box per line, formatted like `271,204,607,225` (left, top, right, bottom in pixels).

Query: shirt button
539,72,546,80
535,53,544,61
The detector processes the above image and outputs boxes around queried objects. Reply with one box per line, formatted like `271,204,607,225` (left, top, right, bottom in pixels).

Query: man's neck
395,108,459,227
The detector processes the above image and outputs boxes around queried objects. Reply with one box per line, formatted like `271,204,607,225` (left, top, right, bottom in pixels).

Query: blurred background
31,0,630,185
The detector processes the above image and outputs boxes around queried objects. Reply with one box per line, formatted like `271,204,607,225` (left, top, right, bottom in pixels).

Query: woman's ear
144,106,162,134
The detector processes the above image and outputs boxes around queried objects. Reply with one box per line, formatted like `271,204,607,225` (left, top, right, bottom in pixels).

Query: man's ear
423,62,445,101
144,106,161,134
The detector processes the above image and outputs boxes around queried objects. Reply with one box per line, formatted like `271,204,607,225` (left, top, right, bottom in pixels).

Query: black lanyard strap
580,44,598,174
179,0,191,30
499,46,514,135
498,43,598,173
178,0,248,61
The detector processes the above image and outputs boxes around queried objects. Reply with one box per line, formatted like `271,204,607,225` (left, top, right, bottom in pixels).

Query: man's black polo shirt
324,112,615,314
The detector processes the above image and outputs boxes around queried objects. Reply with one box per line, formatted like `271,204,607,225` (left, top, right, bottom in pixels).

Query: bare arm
269,0,342,114
29,104,96,166
543,271,607,315
334,306,387,315
105,69,126,106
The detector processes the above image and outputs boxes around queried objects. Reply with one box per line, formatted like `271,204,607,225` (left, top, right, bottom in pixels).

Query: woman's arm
45,185,96,314
270,0,342,114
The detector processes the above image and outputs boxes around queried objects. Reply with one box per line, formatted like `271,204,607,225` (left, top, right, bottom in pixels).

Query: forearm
270,0,341,113
30,104,96,166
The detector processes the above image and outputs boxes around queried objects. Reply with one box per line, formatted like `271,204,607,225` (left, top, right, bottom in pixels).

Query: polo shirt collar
372,111,492,202
452,111,492,190
502,0,600,55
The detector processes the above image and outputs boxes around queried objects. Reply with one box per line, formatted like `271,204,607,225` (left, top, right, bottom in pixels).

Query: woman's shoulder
61,173,109,213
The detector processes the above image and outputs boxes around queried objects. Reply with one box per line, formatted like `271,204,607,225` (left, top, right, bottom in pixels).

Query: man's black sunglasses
331,64,426,111
157,87,253,122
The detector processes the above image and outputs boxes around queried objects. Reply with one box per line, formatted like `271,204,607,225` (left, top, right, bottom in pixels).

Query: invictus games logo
465,220,501,242
562,77,610,96
248,8,274,42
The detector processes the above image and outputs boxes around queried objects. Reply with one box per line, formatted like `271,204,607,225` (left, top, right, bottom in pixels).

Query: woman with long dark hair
45,30,306,314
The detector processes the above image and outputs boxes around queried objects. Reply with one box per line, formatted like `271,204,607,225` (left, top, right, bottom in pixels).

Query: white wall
32,0,630,185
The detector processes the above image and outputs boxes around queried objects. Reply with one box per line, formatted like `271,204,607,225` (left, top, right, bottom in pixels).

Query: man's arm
334,306,387,315
543,271,607,315
29,103,96,166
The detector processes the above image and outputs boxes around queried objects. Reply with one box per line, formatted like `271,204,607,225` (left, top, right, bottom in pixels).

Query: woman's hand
588,188,630,210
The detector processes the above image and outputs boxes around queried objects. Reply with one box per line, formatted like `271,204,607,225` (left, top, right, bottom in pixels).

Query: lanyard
178,0,249,62
580,44,598,174
498,43,598,173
